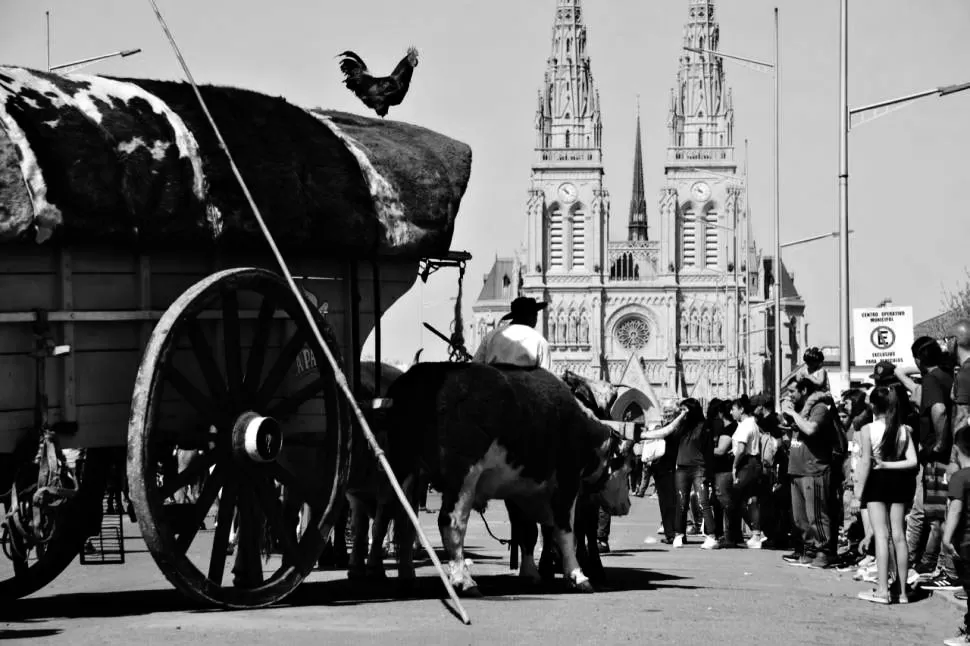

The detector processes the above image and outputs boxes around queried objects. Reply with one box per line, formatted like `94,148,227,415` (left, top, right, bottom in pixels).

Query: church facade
470,0,806,419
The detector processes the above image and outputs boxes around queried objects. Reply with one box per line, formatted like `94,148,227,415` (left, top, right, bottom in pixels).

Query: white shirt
732,416,761,456
472,323,551,371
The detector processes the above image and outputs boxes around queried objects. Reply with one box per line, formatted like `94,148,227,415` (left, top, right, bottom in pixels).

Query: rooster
337,47,419,117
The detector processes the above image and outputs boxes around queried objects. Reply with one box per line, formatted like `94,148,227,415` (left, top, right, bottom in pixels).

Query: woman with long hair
641,401,689,544
854,386,919,604
667,398,717,549
731,395,765,549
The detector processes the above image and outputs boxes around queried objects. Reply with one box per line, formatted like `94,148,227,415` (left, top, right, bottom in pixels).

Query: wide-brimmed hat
500,296,548,321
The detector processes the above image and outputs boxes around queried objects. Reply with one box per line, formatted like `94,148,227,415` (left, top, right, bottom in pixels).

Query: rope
478,511,510,546
448,261,467,363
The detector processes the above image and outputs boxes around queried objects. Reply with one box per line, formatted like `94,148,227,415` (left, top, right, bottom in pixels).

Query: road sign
852,306,914,367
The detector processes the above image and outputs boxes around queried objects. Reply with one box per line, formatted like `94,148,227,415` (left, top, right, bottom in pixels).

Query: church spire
534,0,602,160
628,98,648,241
667,0,735,165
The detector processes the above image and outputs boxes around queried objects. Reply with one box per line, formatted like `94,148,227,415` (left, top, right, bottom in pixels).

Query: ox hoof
457,585,483,598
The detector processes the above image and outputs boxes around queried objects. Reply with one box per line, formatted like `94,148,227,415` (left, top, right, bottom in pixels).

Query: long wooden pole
145,0,471,625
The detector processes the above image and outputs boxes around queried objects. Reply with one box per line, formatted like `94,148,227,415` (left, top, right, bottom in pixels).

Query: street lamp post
684,7,780,403
838,0,970,388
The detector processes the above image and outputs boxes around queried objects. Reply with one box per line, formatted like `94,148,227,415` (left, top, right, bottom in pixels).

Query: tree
919,270,970,339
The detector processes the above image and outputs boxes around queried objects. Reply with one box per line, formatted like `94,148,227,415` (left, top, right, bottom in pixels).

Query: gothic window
566,38,571,51
698,128,704,146
565,130,571,147
571,210,585,269
549,207,564,268
586,135,591,147
545,134,552,148
502,274,511,288
677,133,684,146
682,210,697,266
705,212,719,267
615,316,652,351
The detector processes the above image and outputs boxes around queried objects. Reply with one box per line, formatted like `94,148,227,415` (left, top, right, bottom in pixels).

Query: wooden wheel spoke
266,378,324,419
233,483,264,587
243,297,277,398
187,320,228,406
174,463,227,554
207,477,239,585
222,289,243,406
252,477,299,565
166,367,225,425
255,331,307,407
158,450,217,500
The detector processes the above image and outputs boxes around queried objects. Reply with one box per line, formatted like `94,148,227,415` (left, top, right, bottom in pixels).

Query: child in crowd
782,347,830,399
942,428,970,645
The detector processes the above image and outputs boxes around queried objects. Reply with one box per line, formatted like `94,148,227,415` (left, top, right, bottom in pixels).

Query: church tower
521,0,611,378
628,102,649,242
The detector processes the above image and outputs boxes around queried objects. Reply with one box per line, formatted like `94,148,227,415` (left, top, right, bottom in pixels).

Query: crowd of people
472,295,970,645
617,328,970,646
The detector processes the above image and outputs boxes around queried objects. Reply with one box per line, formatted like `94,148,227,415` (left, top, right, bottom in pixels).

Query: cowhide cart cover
0,66,472,256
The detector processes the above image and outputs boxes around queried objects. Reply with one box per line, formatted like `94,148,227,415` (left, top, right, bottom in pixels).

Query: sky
1,0,968,364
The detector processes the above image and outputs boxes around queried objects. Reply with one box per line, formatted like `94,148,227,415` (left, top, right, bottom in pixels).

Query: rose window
615,317,651,350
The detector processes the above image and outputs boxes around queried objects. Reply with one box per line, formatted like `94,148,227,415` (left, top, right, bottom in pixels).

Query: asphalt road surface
3,494,963,645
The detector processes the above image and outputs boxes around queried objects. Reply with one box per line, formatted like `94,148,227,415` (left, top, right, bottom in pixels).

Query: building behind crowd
469,0,807,419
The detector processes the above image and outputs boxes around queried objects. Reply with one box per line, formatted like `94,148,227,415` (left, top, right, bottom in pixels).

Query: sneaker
700,536,719,550
597,540,610,553
944,628,970,646
672,534,684,548
926,574,963,591
808,553,833,569
782,551,803,563
643,536,658,545
790,554,814,567
746,534,765,550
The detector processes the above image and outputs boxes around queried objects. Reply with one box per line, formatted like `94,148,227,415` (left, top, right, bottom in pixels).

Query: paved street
2,494,962,645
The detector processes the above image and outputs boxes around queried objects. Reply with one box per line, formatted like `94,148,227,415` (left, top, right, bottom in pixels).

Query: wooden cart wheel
0,448,109,601
128,268,351,609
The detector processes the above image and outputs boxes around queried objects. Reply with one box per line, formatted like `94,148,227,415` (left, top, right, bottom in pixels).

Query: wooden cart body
0,245,420,454
0,65,473,607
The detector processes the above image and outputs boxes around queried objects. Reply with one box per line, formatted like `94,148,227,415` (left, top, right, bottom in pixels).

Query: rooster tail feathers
337,50,369,80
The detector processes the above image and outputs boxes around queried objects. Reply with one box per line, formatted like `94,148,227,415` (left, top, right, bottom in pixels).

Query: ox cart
0,66,472,608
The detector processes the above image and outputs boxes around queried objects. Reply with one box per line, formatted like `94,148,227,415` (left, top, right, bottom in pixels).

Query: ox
507,370,628,586
381,362,634,596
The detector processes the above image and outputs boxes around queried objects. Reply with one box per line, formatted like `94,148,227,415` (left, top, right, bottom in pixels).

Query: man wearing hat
472,296,551,371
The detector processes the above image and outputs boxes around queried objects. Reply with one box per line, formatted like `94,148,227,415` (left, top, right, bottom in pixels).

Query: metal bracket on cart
418,250,471,283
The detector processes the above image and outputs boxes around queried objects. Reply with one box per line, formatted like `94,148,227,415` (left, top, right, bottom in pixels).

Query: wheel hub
231,411,283,463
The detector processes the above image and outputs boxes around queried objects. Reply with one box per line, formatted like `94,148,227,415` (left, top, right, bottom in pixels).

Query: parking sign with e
852,307,914,368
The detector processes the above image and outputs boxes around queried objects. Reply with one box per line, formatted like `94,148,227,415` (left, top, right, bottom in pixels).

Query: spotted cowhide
0,66,471,256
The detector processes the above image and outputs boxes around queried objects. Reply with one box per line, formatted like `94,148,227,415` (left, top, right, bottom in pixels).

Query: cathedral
470,0,806,420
